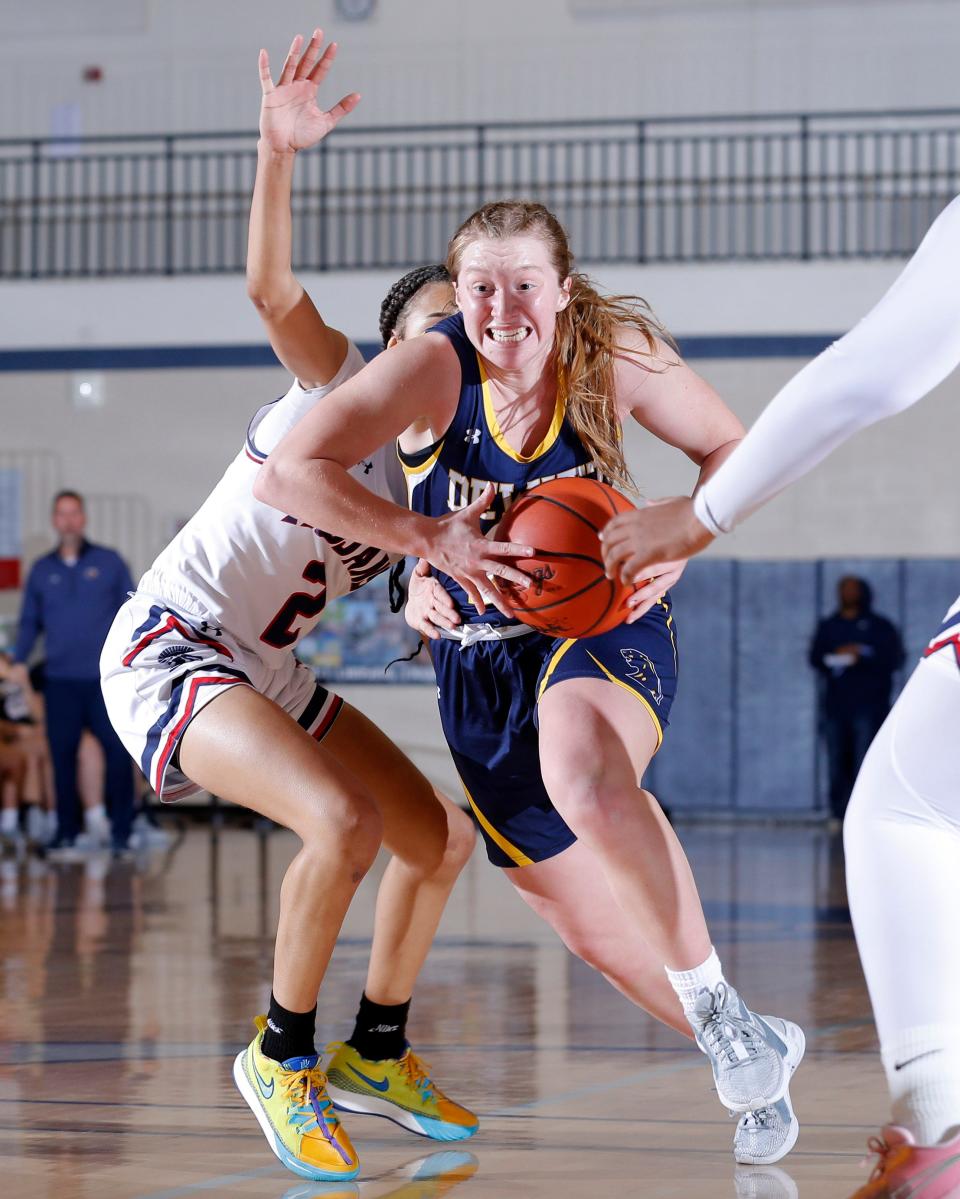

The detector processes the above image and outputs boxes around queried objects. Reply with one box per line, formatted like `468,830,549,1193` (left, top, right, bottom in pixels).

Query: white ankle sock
0,808,18,835
883,1025,960,1146
666,947,724,1013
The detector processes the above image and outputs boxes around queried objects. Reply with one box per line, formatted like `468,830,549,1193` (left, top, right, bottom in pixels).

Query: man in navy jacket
11,491,135,851
810,575,905,824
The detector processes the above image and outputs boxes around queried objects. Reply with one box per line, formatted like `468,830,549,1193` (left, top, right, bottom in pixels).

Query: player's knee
441,803,475,872
546,769,635,841
402,803,473,882
301,790,383,871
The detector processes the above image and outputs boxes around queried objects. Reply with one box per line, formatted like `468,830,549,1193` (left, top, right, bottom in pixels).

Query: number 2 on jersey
260,561,328,649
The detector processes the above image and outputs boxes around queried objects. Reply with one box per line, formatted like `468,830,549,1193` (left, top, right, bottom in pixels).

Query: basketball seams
585,476,624,518
579,577,618,637
508,571,607,614
514,493,603,535
525,550,606,567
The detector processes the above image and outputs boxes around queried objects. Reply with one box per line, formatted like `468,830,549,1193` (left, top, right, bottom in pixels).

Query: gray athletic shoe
734,1095,799,1165
688,982,805,1111
734,1012,804,1165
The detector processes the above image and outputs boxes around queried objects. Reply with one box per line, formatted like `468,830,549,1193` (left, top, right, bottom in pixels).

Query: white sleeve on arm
693,194,960,535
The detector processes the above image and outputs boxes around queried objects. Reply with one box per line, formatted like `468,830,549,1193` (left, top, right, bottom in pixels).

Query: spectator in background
9,491,135,854
810,576,905,827
0,719,26,854
0,651,55,850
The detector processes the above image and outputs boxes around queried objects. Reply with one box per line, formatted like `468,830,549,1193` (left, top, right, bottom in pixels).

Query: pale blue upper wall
1,0,958,140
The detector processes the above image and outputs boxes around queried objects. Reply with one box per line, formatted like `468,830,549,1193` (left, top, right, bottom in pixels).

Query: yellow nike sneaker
233,1017,359,1181
325,1041,478,1142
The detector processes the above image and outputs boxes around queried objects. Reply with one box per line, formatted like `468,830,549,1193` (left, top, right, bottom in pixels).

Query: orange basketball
494,477,636,639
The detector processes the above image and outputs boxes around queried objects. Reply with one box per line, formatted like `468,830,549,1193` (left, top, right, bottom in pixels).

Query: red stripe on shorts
152,674,244,793
124,614,234,667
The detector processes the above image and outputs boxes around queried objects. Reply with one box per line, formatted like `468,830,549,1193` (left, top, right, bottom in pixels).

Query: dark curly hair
378,264,451,349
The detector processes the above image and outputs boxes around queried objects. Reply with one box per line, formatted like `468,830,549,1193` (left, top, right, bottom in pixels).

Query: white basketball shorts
101,592,343,801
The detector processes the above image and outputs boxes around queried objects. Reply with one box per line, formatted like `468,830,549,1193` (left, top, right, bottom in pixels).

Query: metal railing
2,108,960,278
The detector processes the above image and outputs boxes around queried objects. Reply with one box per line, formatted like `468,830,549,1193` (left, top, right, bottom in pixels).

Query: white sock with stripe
665,947,724,1012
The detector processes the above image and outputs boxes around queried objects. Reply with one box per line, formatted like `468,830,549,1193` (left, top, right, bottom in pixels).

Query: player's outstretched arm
602,194,960,580
246,30,360,389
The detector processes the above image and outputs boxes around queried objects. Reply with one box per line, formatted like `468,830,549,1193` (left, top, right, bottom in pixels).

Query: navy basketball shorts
430,597,678,868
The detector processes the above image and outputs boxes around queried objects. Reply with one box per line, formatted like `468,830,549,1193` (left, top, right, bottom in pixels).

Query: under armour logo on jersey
620,648,663,704
464,428,482,445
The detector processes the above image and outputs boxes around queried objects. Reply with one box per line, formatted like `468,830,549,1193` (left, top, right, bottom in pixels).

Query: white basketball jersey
139,341,403,670
925,593,960,667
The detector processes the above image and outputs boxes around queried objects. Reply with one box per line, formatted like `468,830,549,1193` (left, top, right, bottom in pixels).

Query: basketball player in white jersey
600,194,960,1198
101,33,480,1184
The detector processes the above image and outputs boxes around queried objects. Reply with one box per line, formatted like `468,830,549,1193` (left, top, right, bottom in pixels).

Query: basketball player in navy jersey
601,195,960,1198
257,195,807,1166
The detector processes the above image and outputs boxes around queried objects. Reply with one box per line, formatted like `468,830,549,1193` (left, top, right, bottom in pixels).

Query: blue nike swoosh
253,1058,275,1100
348,1064,390,1092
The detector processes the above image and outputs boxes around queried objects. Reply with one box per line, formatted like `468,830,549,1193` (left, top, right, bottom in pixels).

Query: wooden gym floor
1,822,882,1199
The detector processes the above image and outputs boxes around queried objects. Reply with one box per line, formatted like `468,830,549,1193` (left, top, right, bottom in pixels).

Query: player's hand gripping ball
493,478,637,638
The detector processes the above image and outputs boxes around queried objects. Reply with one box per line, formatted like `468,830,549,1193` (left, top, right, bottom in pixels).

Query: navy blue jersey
398,313,680,870
400,312,605,626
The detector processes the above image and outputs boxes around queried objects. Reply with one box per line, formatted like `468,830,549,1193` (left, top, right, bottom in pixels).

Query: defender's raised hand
258,29,360,155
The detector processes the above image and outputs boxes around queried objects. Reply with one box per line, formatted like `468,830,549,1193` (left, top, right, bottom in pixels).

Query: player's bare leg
179,686,384,1007
506,839,690,1036
179,684,380,1180
538,678,709,969
320,704,479,1141
538,678,804,1162
323,704,475,1002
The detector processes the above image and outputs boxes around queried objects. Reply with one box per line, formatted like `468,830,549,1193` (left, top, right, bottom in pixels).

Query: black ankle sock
347,992,410,1061
260,993,317,1064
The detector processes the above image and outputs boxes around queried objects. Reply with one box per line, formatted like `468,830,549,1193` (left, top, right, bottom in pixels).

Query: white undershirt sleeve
693,194,960,534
